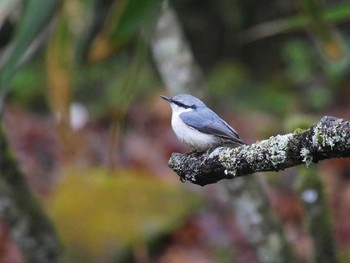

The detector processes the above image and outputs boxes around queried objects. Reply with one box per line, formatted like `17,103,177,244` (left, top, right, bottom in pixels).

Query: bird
161,94,246,151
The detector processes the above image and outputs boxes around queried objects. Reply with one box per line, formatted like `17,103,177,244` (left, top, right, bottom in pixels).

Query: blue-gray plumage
161,94,246,151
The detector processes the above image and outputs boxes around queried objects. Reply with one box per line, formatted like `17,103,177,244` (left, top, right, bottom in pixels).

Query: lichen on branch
168,116,350,186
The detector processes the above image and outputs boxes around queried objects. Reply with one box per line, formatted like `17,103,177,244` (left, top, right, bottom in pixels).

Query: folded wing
180,109,246,145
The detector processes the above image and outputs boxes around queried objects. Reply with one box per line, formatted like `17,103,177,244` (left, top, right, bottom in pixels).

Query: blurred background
1,0,350,262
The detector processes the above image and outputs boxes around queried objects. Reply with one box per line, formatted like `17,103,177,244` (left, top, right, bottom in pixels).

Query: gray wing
180,109,246,145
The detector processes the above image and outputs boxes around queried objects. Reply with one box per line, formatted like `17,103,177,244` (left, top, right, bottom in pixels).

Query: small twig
169,116,350,186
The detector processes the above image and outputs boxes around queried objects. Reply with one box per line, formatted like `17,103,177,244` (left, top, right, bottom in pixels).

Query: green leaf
111,0,161,42
48,168,202,261
0,0,60,88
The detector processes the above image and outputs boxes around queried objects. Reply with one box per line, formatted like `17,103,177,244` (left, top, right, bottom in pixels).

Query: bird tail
222,136,247,147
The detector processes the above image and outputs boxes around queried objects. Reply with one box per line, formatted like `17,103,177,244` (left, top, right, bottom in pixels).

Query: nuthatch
161,94,246,151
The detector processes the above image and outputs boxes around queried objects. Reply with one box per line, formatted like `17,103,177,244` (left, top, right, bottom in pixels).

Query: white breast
170,105,219,151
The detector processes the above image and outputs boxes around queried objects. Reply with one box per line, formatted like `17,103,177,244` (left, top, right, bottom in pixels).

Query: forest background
1,0,350,262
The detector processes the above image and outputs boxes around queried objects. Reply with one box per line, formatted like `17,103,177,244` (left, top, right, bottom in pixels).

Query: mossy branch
168,116,350,186
0,124,61,262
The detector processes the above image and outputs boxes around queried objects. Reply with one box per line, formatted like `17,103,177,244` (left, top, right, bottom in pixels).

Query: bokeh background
1,0,350,262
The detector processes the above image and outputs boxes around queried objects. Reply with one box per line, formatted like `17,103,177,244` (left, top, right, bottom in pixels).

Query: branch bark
169,116,350,186
151,4,206,96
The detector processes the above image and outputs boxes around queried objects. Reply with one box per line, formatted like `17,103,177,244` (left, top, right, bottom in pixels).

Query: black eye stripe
173,100,196,109
173,100,189,108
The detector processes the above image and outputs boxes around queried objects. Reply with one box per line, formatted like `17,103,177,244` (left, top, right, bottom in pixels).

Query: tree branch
169,116,350,186
0,124,61,262
151,4,206,96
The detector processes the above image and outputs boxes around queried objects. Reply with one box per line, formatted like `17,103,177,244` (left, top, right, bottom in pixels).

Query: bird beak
160,95,172,103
